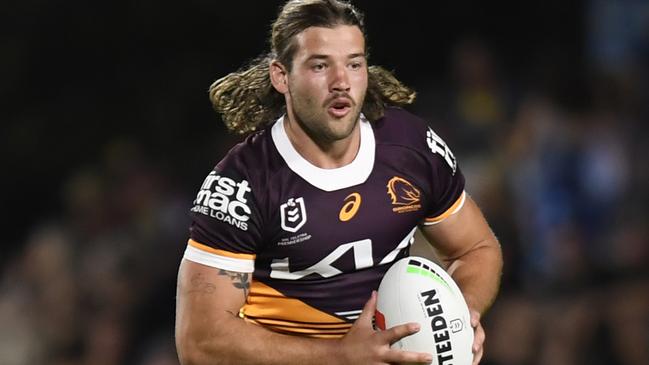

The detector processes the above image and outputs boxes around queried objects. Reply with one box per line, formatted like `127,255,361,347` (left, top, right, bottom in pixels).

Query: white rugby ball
376,256,473,365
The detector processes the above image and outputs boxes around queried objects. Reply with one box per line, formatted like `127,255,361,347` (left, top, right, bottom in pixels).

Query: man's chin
325,114,360,140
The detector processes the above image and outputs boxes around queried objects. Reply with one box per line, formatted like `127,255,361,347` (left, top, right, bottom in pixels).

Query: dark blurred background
2,1,648,364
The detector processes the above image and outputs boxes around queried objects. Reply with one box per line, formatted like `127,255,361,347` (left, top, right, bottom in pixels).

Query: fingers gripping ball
376,256,474,365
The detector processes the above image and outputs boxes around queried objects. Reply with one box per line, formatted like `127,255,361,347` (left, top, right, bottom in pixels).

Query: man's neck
283,116,361,169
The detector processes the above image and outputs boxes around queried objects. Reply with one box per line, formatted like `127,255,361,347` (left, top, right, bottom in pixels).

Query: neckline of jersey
271,114,376,192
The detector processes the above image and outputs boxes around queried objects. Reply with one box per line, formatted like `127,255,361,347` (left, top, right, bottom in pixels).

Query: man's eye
312,63,326,71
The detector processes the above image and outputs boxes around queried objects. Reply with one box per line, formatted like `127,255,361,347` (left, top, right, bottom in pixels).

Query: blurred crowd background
2,1,648,364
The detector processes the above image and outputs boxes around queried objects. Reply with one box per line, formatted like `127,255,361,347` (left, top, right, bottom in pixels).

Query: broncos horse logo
386,177,421,212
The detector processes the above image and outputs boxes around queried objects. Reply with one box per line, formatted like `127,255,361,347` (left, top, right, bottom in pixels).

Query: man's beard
289,90,365,145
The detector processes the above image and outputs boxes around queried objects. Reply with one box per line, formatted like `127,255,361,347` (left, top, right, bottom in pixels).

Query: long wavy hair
209,0,416,135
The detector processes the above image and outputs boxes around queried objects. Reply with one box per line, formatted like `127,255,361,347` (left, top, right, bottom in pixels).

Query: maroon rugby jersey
185,107,465,338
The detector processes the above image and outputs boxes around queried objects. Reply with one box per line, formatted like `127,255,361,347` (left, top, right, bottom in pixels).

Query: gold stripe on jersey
245,317,351,338
241,280,351,338
188,239,256,260
246,316,351,329
245,320,348,339
423,191,466,225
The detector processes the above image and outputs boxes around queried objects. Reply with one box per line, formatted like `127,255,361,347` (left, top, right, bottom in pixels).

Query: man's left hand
470,310,485,365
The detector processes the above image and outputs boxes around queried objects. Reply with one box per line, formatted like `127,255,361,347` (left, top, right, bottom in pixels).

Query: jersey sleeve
420,126,466,226
184,159,263,273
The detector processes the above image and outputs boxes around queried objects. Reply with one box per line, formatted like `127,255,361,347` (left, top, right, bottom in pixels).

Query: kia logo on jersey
280,197,307,232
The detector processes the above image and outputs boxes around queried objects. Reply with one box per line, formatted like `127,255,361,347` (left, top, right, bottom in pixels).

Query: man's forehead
293,25,365,57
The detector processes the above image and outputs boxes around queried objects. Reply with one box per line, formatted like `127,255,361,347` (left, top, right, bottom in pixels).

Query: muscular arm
175,259,336,365
175,259,432,365
420,195,503,315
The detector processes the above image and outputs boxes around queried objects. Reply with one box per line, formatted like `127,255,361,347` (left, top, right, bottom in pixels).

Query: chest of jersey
256,167,428,282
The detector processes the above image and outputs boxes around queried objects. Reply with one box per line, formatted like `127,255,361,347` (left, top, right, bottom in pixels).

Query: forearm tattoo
218,269,250,298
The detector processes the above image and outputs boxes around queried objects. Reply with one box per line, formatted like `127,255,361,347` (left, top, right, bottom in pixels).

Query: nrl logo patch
280,197,307,233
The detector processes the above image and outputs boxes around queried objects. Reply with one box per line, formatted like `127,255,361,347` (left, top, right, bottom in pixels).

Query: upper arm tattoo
185,269,250,302
218,269,250,298
188,272,217,294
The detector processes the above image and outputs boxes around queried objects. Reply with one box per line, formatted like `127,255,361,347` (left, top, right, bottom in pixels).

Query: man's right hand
339,291,433,365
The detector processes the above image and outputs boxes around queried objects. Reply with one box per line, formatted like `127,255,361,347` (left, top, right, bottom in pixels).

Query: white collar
271,114,375,191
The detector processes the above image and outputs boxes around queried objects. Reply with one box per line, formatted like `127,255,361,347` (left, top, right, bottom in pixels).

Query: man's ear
269,60,289,94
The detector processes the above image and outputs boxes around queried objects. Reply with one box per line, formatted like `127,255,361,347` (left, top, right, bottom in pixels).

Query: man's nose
330,65,350,92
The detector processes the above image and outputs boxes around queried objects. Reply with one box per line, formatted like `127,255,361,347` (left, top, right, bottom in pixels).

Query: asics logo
339,192,361,222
